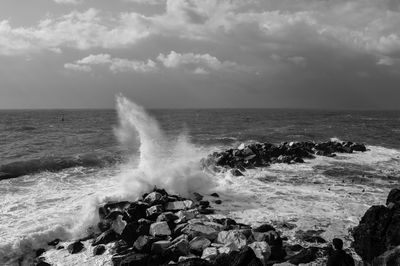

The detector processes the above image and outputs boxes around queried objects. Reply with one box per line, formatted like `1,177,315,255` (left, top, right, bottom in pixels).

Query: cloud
65,54,157,73
52,0,81,4
66,51,246,74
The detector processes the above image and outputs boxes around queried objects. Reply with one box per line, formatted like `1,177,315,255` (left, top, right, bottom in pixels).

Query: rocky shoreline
34,186,400,266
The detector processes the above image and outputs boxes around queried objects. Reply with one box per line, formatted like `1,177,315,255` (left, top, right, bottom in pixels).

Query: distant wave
0,154,121,180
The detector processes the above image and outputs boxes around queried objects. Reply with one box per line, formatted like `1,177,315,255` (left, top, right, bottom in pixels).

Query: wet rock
93,244,106,256
126,202,148,222
67,241,84,254
111,215,127,235
249,241,271,265
295,229,326,244
231,246,263,266
36,248,45,257
165,200,195,211
189,236,211,254
151,240,171,254
231,169,244,176
198,208,215,215
150,221,172,237
193,192,204,201
372,245,400,266
214,200,222,205
351,143,367,152
157,212,179,223
167,239,190,258
287,247,319,265
176,209,199,223
387,188,400,206
47,239,60,246
253,223,276,233
210,193,219,198
199,200,210,209
177,258,214,266
144,192,163,205
146,205,164,220
110,240,130,255
112,252,149,266
182,224,218,241
134,235,157,252
217,230,247,250
201,247,218,260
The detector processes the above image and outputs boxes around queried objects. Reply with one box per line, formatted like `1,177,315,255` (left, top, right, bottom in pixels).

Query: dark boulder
67,241,84,254
176,258,214,266
387,188,400,206
112,252,149,266
288,247,319,265
93,244,106,255
231,246,263,266
126,202,149,222
253,223,275,233
92,229,118,246
295,229,326,244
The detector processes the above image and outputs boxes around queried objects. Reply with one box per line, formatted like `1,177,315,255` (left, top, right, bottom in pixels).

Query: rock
203,221,224,232
67,241,84,254
288,247,319,265
295,229,326,244
201,247,218,260
93,244,106,255
351,143,367,152
272,263,295,266
249,241,271,265
36,248,45,257
372,245,400,266
167,239,190,258
35,260,51,266
177,258,214,266
110,240,129,255
120,222,141,245
112,252,148,266
231,169,244,176
253,224,276,233
144,192,163,205
134,235,156,252
214,200,222,205
146,205,164,220
231,246,263,266
189,236,212,254
217,230,247,250
126,202,149,221
151,240,171,254
210,193,219,198
198,208,215,215
352,205,392,262
111,215,127,235
176,209,199,223
193,192,204,201
387,188,400,206
157,212,179,223
252,230,285,260
165,200,195,211
182,224,218,241
150,221,172,237
199,200,210,209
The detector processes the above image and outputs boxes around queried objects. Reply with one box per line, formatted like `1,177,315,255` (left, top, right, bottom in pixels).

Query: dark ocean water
1,109,400,179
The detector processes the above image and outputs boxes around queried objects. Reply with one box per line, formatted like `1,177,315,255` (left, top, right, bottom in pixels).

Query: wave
0,154,121,180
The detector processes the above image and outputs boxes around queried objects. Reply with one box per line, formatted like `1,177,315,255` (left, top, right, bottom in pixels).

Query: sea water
1,96,400,264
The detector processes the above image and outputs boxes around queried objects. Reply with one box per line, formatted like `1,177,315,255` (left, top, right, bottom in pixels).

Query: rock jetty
203,140,367,175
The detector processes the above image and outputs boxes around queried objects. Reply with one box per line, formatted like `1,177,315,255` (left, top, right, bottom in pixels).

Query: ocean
1,97,400,264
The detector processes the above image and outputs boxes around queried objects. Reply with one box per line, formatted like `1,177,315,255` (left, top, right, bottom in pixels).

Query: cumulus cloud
66,51,246,74
65,54,157,73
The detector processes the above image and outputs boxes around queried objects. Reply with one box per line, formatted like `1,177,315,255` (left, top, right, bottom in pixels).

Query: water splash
114,95,216,199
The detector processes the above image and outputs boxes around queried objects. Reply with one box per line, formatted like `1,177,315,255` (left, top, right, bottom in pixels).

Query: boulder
146,205,164,220
134,235,157,252
182,224,218,241
165,200,195,211
110,240,130,255
294,229,326,244
167,239,190,258
387,188,400,206
231,246,263,266
93,244,106,256
210,193,219,198
144,192,163,205
67,241,84,254
92,229,119,246
249,241,271,266
176,209,199,223
157,212,179,223
126,202,148,221
149,221,171,237
372,245,400,266
201,247,218,260
112,252,148,266
151,240,171,254
177,258,214,266
120,222,141,245
111,215,127,235
287,247,319,265
253,224,276,233
217,230,247,250
193,192,204,201
214,200,222,205
189,236,211,254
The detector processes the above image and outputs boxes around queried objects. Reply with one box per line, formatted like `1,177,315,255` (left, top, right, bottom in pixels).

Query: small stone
150,221,172,237
67,241,84,254
93,244,106,256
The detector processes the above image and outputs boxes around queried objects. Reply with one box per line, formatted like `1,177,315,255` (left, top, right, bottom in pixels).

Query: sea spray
114,95,217,199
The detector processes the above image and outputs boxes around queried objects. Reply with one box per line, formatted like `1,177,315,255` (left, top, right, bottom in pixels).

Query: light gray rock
144,192,163,204
217,230,247,250
149,221,171,237
201,247,218,260
249,241,271,266
189,236,211,253
182,224,218,241
165,200,195,211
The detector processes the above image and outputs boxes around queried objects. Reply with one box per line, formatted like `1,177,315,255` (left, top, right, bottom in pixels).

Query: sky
0,0,399,109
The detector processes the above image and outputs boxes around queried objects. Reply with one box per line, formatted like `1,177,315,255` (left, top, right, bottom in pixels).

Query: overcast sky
0,0,399,109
